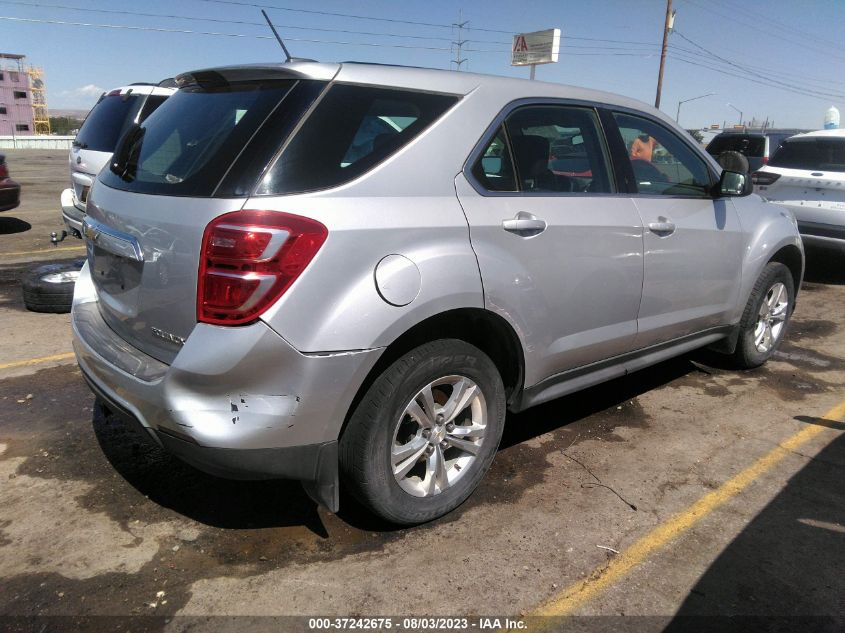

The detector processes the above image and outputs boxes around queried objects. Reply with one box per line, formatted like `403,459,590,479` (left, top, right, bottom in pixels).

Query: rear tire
22,262,82,314
339,339,506,525
731,262,795,369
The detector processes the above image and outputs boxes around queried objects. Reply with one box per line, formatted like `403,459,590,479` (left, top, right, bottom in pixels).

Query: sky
1,0,844,129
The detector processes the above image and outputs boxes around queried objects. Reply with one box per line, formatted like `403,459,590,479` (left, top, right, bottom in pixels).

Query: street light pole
676,92,715,124
727,103,743,127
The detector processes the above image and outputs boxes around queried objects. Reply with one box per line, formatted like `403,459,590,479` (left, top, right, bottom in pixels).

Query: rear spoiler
175,63,340,89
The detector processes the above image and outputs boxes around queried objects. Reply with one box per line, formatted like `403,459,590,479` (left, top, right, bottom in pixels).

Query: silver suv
72,62,804,524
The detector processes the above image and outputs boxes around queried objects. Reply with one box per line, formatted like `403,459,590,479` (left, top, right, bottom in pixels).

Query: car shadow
0,215,31,235
661,416,845,632
91,405,330,538
501,354,697,450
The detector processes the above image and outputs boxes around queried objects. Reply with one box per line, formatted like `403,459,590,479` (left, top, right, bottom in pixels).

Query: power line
679,0,845,64
0,15,513,51
668,43,845,92
706,0,843,52
0,0,501,44
668,53,842,103
0,1,665,53
672,31,845,100
187,0,457,30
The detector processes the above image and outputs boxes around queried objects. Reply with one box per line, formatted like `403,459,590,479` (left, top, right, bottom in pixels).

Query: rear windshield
256,84,459,195
706,135,765,157
75,94,143,153
769,137,845,172
100,79,300,197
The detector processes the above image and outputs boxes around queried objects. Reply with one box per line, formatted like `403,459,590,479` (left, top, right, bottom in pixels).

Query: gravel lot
1,150,843,633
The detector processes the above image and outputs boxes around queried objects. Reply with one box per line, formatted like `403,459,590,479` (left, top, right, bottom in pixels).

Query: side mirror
715,149,752,197
718,170,749,197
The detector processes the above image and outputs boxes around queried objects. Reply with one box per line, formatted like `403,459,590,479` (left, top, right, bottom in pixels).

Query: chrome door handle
647,221,676,236
502,213,547,236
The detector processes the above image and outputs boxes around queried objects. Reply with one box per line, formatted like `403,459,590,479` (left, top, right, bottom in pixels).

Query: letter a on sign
513,35,528,52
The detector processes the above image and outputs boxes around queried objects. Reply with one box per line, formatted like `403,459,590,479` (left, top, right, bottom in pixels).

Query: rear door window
769,138,845,172
75,94,143,153
257,84,458,195
502,105,613,193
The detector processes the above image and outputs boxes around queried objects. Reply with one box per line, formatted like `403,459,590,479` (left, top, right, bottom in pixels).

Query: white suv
753,129,845,253
61,83,175,237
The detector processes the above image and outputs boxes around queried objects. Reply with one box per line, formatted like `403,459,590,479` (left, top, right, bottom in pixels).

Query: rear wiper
111,125,145,182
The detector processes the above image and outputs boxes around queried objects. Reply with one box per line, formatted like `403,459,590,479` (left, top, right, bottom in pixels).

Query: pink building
0,54,36,136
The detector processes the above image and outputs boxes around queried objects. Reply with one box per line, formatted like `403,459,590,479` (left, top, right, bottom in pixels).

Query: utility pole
451,10,468,71
654,0,674,109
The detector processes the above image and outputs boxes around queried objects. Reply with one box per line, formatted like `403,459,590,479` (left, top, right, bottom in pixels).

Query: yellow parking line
3,245,86,258
0,352,76,371
532,399,845,620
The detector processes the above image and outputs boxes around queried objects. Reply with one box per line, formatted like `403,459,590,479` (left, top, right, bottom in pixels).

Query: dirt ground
1,150,844,633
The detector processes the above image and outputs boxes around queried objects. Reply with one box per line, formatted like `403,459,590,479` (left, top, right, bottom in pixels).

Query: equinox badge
151,326,185,346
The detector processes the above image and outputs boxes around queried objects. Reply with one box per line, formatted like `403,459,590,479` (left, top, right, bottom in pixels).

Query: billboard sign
511,28,561,66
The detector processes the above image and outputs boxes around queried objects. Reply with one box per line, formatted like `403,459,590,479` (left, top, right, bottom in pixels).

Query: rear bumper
83,366,340,508
61,188,84,236
71,263,382,509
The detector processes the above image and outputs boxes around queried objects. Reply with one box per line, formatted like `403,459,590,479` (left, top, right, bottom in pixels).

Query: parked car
706,129,803,173
72,62,803,525
61,82,175,237
753,129,845,253
0,153,21,212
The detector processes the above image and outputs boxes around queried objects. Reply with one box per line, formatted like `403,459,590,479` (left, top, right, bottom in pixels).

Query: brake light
752,171,781,186
761,156,769,165
198,210,327,325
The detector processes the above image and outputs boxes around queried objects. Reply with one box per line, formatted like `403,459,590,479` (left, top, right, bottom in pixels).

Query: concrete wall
0,135,73,149
0,67,35,136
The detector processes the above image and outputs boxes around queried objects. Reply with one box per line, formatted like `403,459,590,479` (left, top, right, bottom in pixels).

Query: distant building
0,53,50,136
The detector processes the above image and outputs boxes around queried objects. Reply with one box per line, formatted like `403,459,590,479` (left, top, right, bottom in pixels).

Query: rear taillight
752,171,781,186
0,163,8,179
761,156,769,165
198,210,327,325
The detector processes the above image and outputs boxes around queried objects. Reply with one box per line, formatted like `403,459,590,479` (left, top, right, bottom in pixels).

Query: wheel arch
768,243,804,298
339,308,525,439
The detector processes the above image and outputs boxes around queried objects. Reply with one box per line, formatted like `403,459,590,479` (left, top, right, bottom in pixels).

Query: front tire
732,262,795,369
339,339,506,525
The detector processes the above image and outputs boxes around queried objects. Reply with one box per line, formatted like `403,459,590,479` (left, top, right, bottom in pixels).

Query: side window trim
597,107,636,194
607,107,719,198
464,98,618,197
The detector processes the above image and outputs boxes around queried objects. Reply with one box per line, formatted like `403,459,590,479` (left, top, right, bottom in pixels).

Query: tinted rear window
75,94,143,153
257,84,459,195
769,137,845,172
100,80,300,197
706,135,765,157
